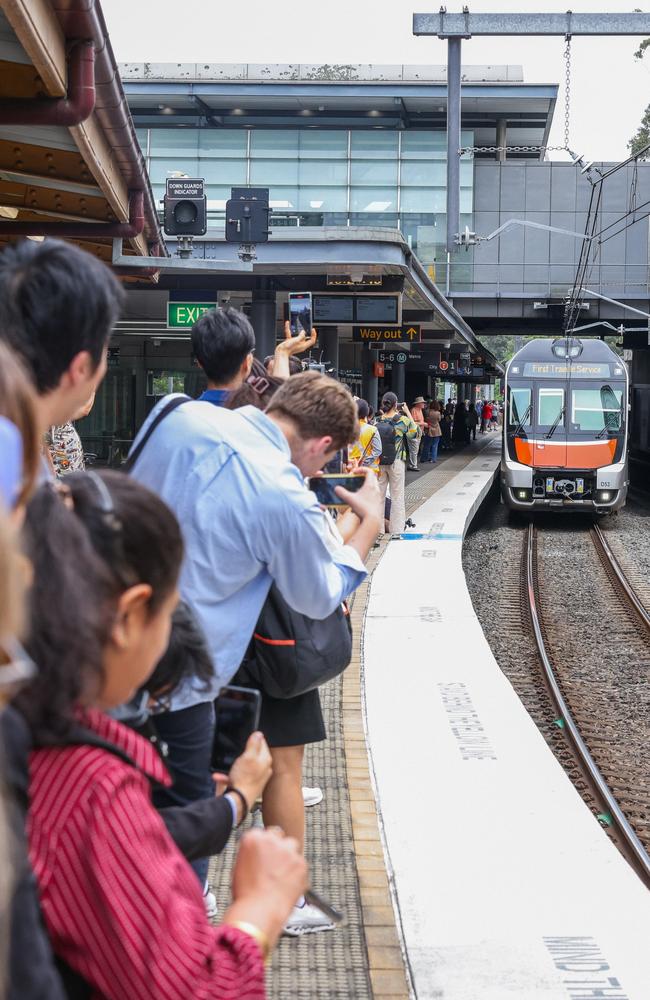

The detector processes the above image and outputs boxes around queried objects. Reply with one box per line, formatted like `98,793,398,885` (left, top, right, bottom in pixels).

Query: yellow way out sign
352,325,421,342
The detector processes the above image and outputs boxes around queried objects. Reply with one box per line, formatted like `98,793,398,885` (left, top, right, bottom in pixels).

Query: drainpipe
0,41,95,127
0,190,144,238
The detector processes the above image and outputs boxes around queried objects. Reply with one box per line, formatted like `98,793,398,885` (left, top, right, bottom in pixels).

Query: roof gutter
0,189,144,237
0,40,95,125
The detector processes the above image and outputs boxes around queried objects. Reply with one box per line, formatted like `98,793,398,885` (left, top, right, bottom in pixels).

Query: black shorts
231,664,327,748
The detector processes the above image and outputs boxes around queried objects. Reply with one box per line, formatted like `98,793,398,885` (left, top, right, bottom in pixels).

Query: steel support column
250,288,277,361
446,36,462,252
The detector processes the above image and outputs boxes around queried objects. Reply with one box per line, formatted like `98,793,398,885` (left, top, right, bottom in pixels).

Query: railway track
526,521,650,885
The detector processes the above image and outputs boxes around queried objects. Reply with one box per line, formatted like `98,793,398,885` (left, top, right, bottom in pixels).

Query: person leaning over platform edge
128,370,382,891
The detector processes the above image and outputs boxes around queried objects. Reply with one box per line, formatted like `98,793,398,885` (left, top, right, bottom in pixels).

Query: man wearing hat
408,396,427,471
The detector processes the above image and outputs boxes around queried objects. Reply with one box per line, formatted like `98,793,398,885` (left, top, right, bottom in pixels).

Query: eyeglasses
0,637,36,695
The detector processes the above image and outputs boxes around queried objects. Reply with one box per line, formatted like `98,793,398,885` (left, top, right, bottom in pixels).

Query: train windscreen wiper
545,406,565,439
512,403,531,438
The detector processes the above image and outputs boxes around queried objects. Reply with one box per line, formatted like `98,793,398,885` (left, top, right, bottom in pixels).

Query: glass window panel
400,131,446,159
571,387,623,431
198,130,248,158
401,161,446,186
206,186,234,208
509,388,532,427
200,160,247,185
460,160,473,184
350,131,398,158
267,187,299,209
350,187,397,212
400,187,446,213
149,157,200,183
297,186,348,211
250,131,299,158
349,212,398,228
149,129,199,156
299,130,348,158
250,159,299,184
351,160,398,185
298,160,348,186
538,388,564,427
135,128,148,154
460,187,474,213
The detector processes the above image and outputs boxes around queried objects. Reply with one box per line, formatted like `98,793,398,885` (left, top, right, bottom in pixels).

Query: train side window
508,387,531,428
571,387,623,431
537,388,564,427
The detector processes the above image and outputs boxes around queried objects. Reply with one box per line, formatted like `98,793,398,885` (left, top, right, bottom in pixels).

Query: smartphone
288,292,312,335
211,685,262,773
308,473,366,507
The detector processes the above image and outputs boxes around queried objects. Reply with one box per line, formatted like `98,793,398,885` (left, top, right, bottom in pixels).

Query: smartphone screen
211,685,262,772
308,474,366,507
289,292,312,335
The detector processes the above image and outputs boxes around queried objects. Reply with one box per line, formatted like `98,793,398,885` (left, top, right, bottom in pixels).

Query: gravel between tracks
463,494,650,849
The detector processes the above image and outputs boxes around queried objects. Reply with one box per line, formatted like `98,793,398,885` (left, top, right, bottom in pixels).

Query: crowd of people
0,236,502,999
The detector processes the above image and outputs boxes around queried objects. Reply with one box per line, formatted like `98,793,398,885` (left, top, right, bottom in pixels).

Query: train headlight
514,488,532,502
596,490,613,503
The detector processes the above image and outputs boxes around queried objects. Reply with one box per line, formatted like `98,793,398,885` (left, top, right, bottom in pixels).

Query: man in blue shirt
192,306,255,408
130,367,381,910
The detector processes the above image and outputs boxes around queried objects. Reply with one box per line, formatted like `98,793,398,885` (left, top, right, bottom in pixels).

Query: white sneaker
302,785,323,807
203,886,218,920
283,902,335,937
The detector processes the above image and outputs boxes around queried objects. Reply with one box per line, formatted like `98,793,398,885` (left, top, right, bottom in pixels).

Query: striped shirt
28,708,265,1000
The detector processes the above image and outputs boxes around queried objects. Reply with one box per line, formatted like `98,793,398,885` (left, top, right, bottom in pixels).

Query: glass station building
80,63,562,458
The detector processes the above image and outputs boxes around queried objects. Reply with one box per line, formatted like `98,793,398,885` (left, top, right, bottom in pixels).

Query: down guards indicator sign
167,302,217,328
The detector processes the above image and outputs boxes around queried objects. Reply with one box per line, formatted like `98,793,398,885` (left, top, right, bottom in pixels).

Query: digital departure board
356,296,398,324
312,295,400,326
313,296,354,324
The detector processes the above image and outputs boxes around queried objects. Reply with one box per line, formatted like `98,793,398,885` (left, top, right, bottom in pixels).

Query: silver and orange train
501,337,629,513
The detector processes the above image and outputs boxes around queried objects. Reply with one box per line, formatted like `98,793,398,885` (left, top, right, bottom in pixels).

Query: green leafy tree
629,34,650,155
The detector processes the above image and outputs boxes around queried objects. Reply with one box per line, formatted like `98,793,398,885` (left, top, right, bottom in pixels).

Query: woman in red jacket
17,471,307,1000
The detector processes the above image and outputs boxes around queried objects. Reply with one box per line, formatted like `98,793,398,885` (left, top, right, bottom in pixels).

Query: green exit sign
167,302,216,328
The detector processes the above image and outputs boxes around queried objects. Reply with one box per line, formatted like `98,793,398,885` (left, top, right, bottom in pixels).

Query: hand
334,467,381,524
279,320,318,356
227,731,273,813
229,827,308,947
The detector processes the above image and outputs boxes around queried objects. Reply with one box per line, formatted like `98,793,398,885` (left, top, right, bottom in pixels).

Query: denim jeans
421,435,440,462
152,700,216,886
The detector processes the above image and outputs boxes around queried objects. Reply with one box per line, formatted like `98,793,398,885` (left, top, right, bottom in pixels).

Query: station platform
363,436,650,998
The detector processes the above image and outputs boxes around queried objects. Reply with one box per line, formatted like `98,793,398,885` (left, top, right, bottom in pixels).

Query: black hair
0,239,124,393
16,471,183,744
381,391,398,413
139,601,213,700
191,306,255,384
356,398,370,420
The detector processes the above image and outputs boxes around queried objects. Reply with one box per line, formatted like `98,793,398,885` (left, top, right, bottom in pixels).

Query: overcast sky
102,0,650,161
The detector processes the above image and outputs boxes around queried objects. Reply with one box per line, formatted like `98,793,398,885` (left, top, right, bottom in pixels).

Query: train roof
509,337,620,365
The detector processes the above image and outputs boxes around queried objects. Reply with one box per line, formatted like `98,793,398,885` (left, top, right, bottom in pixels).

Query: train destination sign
352,325,420,343
521,362,616,378
167,302,217,328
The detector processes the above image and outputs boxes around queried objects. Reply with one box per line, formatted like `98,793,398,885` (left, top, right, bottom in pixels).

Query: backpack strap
123,395,192,472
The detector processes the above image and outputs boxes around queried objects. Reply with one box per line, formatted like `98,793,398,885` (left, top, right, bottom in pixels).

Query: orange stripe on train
514,438,616,469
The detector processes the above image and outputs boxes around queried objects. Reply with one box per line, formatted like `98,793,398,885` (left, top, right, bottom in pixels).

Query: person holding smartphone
376,392,417,534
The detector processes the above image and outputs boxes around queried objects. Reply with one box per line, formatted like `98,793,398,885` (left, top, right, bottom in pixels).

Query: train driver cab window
537,387,564,428
571,386,623,432
508,387,531,429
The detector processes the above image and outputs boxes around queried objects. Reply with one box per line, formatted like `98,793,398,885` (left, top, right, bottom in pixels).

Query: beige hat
413,396,426,405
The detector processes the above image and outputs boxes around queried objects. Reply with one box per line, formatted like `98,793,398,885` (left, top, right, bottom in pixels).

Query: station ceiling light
368,109,381,117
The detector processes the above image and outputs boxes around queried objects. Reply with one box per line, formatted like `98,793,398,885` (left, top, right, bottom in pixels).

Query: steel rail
525,523,650,882
591,524,650,632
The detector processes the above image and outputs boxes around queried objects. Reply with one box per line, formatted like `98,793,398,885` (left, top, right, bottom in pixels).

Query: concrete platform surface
363,438,650,999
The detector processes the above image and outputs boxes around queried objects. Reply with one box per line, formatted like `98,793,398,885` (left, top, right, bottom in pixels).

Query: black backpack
376,415,400,465
237,584,352,699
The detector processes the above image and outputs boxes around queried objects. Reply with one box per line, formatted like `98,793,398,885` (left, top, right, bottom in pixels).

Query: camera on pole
164,177,207,257
225,187,271,262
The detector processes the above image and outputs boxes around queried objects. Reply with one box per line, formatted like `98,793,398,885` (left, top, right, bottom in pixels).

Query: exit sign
167,302,216,328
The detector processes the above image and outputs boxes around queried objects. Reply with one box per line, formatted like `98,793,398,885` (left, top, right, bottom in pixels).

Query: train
501,337,629,513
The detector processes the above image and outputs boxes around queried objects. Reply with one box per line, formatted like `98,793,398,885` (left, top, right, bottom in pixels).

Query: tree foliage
630,36,650,155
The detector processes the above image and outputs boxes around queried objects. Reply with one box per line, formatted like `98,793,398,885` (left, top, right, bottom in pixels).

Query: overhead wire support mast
413,10,650,252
